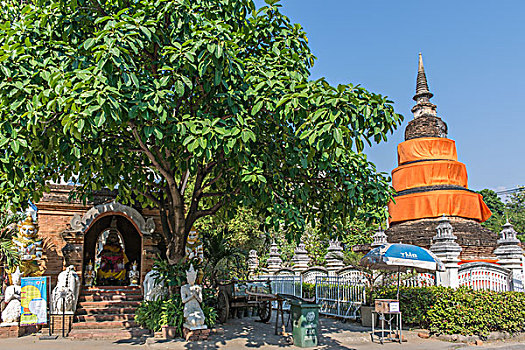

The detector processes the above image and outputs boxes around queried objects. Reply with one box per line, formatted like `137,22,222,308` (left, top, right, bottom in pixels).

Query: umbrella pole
396,267,400,300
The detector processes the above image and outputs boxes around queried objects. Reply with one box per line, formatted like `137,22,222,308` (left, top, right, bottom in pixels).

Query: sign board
374,299,400,314
20,276,48,325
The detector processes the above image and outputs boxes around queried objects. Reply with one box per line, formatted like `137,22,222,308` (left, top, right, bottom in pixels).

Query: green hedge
376,286,525,336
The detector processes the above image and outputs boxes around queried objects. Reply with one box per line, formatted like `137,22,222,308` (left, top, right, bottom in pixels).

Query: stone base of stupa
387,217,498,260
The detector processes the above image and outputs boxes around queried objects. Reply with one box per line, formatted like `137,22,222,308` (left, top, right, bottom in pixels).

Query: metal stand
371,311,402,344
62,294,66,338
39,289,58,340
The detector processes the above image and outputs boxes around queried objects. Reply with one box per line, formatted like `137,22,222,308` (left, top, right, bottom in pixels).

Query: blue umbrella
360,243,445,299
360,243,445,273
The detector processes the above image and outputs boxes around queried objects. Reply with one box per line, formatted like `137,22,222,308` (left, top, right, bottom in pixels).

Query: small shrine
0,185,166,338
266,241,283,273
292,242,310,273
325,240,344,273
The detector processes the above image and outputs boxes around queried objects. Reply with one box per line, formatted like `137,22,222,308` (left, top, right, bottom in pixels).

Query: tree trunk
166,230,186,265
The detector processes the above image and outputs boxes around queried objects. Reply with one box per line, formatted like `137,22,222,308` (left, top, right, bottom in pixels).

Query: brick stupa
386,54,496,259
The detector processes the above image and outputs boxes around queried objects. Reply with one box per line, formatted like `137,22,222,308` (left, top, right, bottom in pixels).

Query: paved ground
0,316,524,349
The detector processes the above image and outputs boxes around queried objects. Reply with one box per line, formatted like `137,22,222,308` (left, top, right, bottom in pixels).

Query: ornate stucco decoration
70,201,155,235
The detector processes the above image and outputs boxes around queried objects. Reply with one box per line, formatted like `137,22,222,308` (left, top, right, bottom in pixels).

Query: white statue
143,270,167,301
51,265,80,314
181,264,206,330
1,267,22,324
128,261,140,286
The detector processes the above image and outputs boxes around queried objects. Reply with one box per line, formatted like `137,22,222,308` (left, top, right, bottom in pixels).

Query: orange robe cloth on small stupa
389,137,491,224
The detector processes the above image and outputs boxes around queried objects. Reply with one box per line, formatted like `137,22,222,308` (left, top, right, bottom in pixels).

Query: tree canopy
479,188,525,239
0,0,402,261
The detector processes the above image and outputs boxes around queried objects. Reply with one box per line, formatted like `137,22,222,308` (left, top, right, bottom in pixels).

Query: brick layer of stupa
387,217,497,259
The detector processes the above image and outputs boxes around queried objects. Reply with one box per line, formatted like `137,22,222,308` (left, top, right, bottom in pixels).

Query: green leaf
251,100,263,115
84,38,95,50
10,140,19,153
130,73,139,88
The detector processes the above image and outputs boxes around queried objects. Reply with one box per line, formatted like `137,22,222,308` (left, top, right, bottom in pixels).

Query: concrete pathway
0,316,524,349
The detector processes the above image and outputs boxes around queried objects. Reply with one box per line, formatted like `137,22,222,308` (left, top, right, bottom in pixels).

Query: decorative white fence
302,267,328,284
257,275,302,309
458,262,512,292
403,272,436,287
315,275,366,320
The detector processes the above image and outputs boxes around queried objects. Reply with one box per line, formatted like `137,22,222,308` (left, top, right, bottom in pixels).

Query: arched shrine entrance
66,201,157,287
82,214,142,286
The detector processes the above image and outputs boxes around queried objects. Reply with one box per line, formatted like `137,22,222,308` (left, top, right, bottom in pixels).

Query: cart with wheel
216,280,274,324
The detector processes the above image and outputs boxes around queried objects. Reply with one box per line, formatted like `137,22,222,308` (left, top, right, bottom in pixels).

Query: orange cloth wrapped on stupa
388,54,491,224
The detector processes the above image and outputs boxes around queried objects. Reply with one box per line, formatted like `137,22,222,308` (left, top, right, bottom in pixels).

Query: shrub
135,299,164,332
135,293,217,335
302,283,315,299
375,286,525,336
375,286,438,327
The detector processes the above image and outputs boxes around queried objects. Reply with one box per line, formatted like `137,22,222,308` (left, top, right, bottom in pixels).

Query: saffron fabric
397,137,457,165
388,190,492,224
392,160,468,192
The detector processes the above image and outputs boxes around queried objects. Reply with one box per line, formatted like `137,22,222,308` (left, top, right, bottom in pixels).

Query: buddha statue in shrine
97,231,128,285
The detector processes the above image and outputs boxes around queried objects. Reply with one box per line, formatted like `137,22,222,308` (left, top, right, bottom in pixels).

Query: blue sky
255,0,525,192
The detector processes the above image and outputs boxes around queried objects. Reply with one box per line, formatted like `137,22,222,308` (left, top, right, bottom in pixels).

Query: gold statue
12,210,43,277
185,229,204,283
185,229,204,264
84,260,95,287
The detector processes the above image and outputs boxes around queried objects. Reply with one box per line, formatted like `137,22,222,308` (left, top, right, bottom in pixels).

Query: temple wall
38,205,85,285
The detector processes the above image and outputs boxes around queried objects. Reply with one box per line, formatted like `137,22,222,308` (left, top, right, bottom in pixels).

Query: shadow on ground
146,315,367,349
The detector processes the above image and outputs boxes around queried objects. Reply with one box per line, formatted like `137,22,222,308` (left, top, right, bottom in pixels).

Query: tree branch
129,123,174,185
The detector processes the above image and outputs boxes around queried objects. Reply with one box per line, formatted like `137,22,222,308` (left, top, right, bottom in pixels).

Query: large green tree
479,188,525,238
0,0,402,262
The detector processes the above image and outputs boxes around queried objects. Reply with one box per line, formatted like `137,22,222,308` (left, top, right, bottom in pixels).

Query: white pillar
430,216,462,288
494,222,524,291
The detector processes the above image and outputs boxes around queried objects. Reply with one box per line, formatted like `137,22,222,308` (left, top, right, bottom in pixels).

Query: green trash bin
290,299,320,348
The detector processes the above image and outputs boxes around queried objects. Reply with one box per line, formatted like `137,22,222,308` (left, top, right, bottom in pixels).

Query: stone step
72,320,138,329
78,300,141,309
79,294,143,302
68,327,150,340
82,286,141,292
81,290,142,296
75,314,136,322
76,307,137,315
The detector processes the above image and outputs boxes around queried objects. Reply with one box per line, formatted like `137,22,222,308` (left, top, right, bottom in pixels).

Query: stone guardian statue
143,270,167,301
51,265,80,314
181,264,206,330
1,267,22,324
